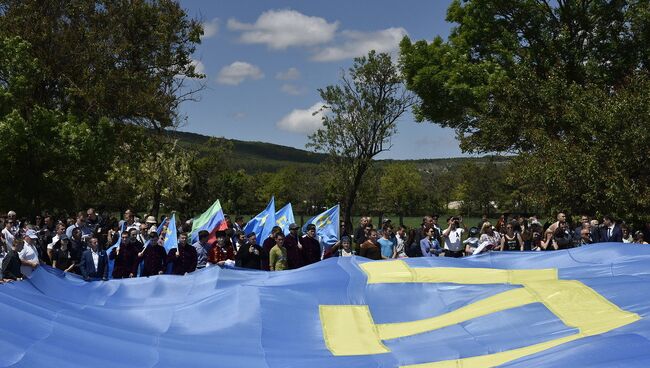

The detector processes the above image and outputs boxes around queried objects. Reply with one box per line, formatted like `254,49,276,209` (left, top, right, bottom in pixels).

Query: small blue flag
243,197,276,243
106,222,127,279
162,214,178,252
302,205,339,248
275,203,295,235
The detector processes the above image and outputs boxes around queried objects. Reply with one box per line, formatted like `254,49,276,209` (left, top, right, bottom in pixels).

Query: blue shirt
377,237,396,258
192,241,211,268
420,237,442,257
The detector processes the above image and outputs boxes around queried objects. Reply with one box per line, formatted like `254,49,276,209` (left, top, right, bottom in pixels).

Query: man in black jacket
236,232,262,270
1,238,24,281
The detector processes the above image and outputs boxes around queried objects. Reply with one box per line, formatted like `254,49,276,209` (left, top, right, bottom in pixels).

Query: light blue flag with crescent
162,213,178,252
156,215,167,235
105,222,127,279
302,204,339,249
275,203,295,235
243,197,276,242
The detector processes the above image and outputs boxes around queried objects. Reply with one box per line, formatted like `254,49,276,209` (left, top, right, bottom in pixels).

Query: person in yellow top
269,232,288,271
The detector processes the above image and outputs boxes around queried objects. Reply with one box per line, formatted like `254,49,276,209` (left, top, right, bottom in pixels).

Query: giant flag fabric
3,244,650,367
189,200,228,243
303,204,340,248
243,197,275,242
275,202,295,235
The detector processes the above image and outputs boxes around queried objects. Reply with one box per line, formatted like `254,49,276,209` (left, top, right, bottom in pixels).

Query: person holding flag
140,230,167,277
302,205,340,260
109,231,139,278
166,233,197,275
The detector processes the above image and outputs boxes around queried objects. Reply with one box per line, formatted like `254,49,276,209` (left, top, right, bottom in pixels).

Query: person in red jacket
208,232,234,266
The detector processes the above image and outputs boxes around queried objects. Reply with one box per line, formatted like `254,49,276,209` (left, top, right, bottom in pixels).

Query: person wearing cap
19,229,41,277
192,230,213,269
79,237,109,281
2,238,24,281
140,230,167,276
51,234,75,272
284,223,304,269
301,224,321,265
208,231,235,266
236,232,262,269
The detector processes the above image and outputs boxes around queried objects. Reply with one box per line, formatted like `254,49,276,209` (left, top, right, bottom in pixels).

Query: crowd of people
1,208,649,283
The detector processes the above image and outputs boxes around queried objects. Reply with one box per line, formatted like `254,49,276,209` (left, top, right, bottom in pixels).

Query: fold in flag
162,213,178,252
2,244,649,367
243,197,275,242
190,200,228,244
275,203,295,235
303,204,339,247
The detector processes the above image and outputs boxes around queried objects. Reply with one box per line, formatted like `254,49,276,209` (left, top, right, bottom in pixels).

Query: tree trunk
343,161,369,231
151,179,162,219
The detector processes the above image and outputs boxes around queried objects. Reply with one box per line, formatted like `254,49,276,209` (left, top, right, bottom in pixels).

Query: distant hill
170,130,509,173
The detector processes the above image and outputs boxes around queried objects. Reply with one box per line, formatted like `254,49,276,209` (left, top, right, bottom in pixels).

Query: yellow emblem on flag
320,261,640,367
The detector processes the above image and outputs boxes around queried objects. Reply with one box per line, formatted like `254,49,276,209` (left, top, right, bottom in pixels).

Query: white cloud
312,27,408,62
202,18,219,39
227,10,338,49
277,102,325,134
190,59,205,75
216,61,264,85
280,83,304,95
275,67,301,80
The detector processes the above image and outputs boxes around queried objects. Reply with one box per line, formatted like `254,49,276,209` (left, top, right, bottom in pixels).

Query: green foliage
378,163,425,217
308,50,413,226
400,0,650,220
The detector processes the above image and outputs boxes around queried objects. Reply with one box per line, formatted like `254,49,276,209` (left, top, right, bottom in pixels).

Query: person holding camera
441,216,466,258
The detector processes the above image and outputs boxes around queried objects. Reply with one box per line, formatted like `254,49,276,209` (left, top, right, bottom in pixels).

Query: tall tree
0,0,204,214
378,163,425,224
308,51,413,228
400,0,650,220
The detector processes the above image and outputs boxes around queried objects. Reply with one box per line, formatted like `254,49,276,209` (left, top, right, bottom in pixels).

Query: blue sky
177,0,473,160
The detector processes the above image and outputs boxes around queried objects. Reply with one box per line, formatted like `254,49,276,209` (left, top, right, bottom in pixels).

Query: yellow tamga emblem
319,261,640,367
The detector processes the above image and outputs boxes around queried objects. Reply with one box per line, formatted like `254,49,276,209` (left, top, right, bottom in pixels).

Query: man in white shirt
19,230,41,277
441,216,466,258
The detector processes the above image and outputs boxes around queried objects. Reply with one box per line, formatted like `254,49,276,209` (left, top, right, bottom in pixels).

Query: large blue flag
302,204,339,247
3,244,650,367
275,202,295,235
162,213,178,252
243,197,275,242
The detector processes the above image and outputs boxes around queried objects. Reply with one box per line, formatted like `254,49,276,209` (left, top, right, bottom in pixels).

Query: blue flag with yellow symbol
2,244,650,367
162,213,178,252
243,197,275,242
105,222,126,279
303,204,339,247
275,202,295,235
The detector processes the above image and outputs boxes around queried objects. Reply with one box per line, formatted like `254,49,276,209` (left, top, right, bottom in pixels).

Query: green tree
0,1,204,215
308,51,413,228
400,0,650,220
378,163,425,224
